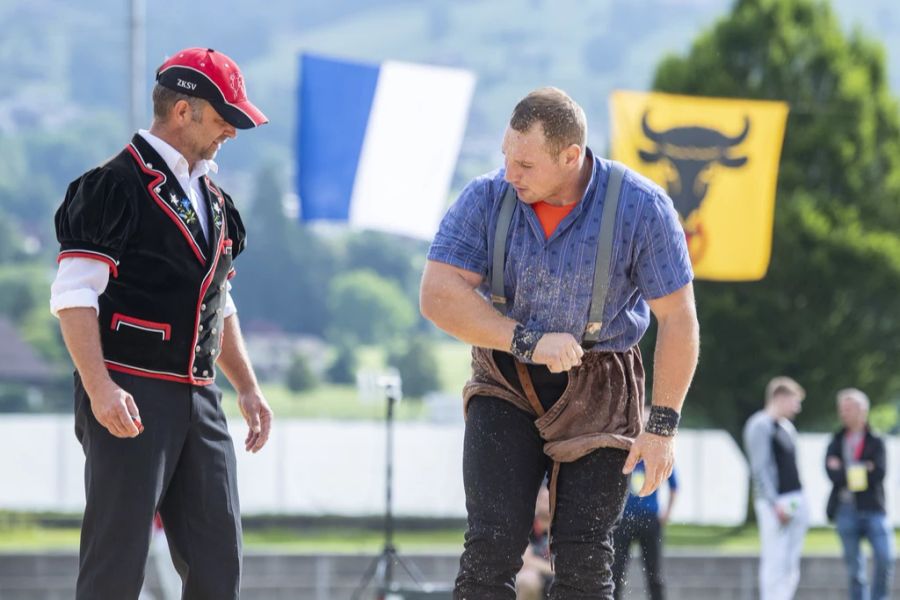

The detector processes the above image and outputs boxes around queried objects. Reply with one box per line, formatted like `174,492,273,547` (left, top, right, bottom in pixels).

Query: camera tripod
351,375,427,600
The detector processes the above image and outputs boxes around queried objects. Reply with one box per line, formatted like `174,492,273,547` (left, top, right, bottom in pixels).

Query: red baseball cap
155,47,268,129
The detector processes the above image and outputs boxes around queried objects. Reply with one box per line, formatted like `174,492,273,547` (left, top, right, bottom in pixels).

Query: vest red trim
57,250,120,278
105,360,214,385
125,143,207,265
110,312,172,341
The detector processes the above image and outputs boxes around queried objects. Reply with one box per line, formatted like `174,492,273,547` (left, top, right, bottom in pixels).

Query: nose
504,160,518,185
223,125,237,139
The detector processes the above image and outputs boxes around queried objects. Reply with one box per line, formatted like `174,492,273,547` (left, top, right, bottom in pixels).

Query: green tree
327,269,416,345
387,336,441,399
285,352,318,392
326,342,359,384
0,265,45,322
648,0,900,439
233,163,337,336
343,231,429,300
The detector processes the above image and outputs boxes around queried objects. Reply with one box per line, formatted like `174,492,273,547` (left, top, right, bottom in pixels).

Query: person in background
611,432,679,600
825,388,894,600
743,376,809,600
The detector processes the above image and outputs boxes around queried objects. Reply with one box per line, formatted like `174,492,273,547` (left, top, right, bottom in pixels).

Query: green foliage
0,209,26,264
387,337,441,399
344,231,429,299
327,270,416,345
0,263,67,364
652,0,900,438
285,352,318,392
326,343,359,385
232,163,337,336
20,306,68,364
0,265,46,322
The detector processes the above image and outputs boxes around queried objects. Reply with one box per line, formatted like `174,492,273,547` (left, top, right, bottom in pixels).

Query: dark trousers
454,396,629,600
611,512,664,600
74,371,241,600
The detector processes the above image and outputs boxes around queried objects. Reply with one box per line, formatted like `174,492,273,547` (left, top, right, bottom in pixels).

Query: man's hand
237,388,273,453
532,333,584,373
622,432,675,496
774,503,792,525
826,456,842,470
88,380,142,438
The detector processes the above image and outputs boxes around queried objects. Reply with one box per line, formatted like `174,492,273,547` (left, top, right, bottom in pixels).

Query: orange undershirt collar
532,201,577,239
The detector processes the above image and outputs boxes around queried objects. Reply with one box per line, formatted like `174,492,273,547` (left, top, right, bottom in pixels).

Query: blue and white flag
297,53,476,240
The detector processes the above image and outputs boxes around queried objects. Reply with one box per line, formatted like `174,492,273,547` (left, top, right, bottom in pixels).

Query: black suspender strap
490,161,625,349
491,183,518,312
582,161,625,348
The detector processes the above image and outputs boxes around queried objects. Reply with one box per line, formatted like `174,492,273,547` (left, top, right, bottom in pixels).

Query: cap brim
213,99,268,130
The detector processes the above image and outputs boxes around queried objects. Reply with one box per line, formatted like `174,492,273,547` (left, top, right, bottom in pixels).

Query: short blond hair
765,376,805,406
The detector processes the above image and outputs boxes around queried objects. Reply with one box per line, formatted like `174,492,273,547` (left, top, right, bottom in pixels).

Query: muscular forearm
420,261,517,351
651,308,699,413
216,313,260,394
58,307,114,396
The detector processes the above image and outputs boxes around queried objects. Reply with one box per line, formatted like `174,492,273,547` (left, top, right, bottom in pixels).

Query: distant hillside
1,0,899,186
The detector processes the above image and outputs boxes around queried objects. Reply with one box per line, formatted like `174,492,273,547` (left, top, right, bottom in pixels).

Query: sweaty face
184,102,237,165
501,124,567,204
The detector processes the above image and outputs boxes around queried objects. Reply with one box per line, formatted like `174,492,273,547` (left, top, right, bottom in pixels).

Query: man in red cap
51,47,272,599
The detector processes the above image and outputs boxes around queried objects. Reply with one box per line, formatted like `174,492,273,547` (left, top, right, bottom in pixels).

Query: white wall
3,414,895,526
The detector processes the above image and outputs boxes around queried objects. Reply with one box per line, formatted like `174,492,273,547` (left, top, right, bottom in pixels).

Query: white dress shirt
50,130,238,318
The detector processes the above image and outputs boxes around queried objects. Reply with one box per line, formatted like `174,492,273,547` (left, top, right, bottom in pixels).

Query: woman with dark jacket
824,388,894,600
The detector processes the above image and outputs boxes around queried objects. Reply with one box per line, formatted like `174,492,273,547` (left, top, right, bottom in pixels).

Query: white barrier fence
1,414,897,526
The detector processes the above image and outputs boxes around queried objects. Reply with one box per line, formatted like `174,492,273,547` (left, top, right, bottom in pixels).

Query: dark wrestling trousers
611,511,665,600
455,353,630,600
74,370,241,600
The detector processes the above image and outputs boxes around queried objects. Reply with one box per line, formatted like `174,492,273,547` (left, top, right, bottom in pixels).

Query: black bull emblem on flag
638,112,751,260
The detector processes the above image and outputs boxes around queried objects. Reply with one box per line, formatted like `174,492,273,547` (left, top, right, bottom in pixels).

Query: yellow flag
610,90,789,281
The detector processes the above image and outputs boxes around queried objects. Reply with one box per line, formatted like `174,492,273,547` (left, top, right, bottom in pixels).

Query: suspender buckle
584,321,602,335
491,294,507,305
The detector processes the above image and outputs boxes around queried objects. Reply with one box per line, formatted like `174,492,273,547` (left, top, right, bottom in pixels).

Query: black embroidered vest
55,134,247,385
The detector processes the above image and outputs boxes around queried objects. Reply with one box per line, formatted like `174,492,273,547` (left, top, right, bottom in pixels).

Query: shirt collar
138,129,218,180
580,147,598,203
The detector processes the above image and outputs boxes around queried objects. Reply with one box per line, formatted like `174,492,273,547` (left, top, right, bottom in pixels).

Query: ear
561,143,582,168
171,99,193,125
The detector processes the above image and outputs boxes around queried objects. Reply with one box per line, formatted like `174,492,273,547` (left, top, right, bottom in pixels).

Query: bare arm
623,283,699,495
420,260,517,350
217,312,272,452
58,307,141,438
420,260,584,371
647,282,699,413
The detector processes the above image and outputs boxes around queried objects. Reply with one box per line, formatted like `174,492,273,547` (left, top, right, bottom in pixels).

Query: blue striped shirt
427,152,692,352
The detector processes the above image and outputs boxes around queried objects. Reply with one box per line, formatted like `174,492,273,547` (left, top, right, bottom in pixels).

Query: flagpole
128,0,146,133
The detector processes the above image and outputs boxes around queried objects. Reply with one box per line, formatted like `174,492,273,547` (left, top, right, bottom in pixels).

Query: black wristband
510,323,542,362
645,405,680,437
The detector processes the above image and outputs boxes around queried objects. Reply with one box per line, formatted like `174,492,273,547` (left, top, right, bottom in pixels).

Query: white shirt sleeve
224,282,237,318
51,257,238,319
50,257,111,317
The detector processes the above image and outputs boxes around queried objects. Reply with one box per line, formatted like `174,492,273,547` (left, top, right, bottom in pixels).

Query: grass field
2,519,898,555
219,341,472,420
